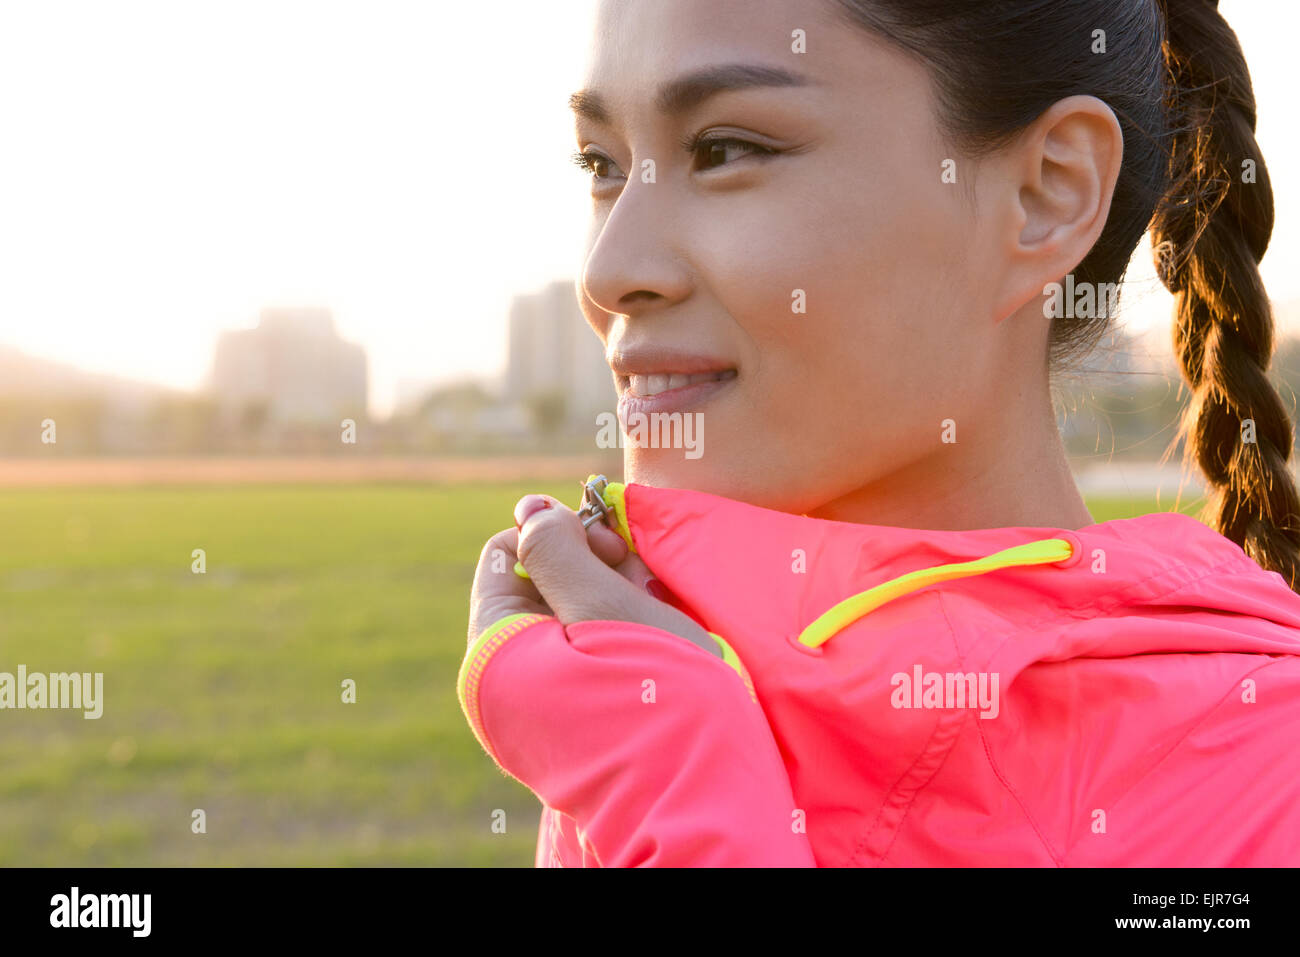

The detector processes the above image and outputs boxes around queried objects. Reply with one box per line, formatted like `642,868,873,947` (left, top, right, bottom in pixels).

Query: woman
459,0,1300,866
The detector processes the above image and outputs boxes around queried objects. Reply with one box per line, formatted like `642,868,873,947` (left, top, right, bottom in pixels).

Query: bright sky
0,0,1294,415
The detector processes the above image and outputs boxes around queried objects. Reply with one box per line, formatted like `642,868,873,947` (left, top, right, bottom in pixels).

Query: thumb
513,494,720,657
512,488,598,608
513,494,620,622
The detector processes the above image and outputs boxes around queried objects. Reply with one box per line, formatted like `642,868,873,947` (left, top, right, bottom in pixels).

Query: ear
989,95,1124,323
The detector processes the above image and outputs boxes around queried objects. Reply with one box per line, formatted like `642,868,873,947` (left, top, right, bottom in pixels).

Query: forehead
579,0,859,114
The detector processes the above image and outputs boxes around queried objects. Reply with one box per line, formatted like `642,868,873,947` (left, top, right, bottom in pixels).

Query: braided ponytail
1152,0,1300,589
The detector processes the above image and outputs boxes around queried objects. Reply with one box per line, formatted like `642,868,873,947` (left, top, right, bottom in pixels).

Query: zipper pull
577,473,611,530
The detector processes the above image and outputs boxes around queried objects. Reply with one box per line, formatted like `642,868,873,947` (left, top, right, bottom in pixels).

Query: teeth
626,371,731,397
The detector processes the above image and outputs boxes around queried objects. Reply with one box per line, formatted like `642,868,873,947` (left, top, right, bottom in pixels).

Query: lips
607,343,738,423
615,369,737,424
625,370,737,398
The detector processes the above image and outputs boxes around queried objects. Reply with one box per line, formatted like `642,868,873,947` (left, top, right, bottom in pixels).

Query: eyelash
570,133,776,179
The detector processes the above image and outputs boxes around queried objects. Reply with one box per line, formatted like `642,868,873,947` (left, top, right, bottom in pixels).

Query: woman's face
574,0,1025,516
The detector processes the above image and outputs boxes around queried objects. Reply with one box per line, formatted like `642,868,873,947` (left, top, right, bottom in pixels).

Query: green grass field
0,482,1201,866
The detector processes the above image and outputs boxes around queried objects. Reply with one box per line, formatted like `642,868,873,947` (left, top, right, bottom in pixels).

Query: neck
805,383,1094,533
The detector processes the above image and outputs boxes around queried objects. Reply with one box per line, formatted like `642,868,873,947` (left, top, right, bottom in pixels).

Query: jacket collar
615,481,1300,648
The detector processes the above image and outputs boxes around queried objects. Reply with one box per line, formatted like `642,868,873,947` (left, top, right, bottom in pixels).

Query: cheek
678,166,982,493
813,158,975,340
686,174,971,412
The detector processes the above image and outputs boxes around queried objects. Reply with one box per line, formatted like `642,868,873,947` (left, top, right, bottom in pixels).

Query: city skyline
0,0,1295,416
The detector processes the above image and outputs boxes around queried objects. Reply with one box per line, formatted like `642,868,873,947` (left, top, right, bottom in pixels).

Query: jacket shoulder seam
995,554,1257,638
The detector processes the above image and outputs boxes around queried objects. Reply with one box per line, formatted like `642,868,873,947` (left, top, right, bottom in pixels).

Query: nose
579,174,693,319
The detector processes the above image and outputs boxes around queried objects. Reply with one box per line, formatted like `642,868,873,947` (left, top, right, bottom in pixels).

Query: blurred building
505,280,615,430
211,307,368,425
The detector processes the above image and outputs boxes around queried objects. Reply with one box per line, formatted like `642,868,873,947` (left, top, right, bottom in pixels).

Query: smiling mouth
619,369,738,397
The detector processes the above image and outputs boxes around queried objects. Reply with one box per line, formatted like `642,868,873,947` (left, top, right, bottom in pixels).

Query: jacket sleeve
457,612,818,866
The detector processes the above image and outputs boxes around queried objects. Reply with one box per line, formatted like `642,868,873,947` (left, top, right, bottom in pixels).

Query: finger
515,488,626,568
586,520,629,567
468,526,552,642
611,549,655,588
514,497,719,657
612,551,711,632
513,496,600,620
472,528,537,601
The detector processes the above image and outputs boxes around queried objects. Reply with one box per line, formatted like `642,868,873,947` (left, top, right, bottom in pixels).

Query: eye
570,148,624,181
681,133,777,171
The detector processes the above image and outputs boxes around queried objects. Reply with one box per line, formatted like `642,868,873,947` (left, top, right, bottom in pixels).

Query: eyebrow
568,63,813,124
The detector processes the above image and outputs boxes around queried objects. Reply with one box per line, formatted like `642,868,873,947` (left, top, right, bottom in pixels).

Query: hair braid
1152,0,1300,589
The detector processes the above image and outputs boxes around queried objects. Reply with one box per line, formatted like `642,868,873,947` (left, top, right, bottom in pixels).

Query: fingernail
645,577,672,602
514,495,552,530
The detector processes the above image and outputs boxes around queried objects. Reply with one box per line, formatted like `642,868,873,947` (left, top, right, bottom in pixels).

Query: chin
624,454,764,505
624,454,718,492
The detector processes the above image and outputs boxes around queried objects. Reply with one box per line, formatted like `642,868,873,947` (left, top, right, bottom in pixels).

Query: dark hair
831,0,1300,590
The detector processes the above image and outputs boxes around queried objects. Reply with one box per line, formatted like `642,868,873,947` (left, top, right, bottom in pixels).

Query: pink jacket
457,480,1300,866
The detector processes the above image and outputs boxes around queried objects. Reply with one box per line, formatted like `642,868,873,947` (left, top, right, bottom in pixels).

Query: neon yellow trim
459,611,536,705
708,632,758,704
513,560,530,579
710,632,741,672
457,613,551,750
796,537,1074,649
600,481,636,554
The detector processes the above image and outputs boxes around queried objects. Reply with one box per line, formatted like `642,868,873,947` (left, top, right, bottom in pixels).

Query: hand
467,493,722,658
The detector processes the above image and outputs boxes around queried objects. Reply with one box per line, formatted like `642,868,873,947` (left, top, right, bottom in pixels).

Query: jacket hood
615,481,1300,661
